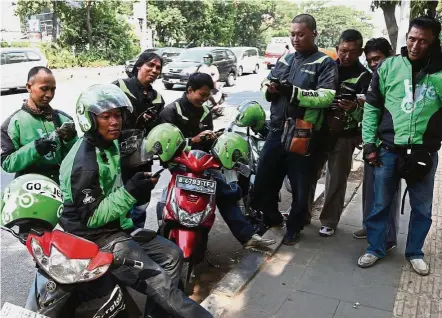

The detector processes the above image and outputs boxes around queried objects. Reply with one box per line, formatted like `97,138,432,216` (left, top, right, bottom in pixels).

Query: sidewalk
205,152,442,318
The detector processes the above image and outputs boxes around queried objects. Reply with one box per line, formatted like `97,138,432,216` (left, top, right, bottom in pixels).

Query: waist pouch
397,149,433,185
281,117,314,156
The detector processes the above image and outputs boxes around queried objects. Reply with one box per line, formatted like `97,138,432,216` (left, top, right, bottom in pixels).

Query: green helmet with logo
141,123,186,162
234,100,266,132
76,84,134,133
212,132,249,169
1,174,63,230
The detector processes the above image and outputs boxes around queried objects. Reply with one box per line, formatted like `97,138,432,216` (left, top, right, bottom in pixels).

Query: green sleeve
1,120,42,172
87,187,136,228
62,135,79,155
349,106,363,123
362,62,386,144
293,88,336,109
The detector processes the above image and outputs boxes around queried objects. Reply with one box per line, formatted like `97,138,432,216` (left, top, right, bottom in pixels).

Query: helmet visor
77,84,133,116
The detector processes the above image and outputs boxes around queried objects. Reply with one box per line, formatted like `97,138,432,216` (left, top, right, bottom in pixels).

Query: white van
1,48,48,90
229,47,260,76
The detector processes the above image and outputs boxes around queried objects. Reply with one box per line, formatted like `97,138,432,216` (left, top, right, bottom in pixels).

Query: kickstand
205,250,220,268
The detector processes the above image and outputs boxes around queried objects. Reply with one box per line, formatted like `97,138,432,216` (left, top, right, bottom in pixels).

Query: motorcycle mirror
236,162,251,178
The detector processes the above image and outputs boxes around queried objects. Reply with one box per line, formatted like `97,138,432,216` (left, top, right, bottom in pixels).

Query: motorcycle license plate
169,79,180,83
176,176,216,195
1,302,49,317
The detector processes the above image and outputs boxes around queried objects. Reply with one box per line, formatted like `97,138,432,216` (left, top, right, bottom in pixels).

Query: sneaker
357,253,379,268
385,243,397,253
319,226,335,237
243,234,276,249
282,232,299,245
353,228,367,239
409,258,430,276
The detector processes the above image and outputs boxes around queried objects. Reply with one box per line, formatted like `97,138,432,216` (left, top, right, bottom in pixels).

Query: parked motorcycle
142,124,249,294
0,174,145,318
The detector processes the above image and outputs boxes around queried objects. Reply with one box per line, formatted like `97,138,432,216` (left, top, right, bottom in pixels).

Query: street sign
28,19,40,32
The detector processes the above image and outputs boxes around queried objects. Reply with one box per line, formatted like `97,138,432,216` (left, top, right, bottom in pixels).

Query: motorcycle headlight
31,239,110,284
182,67,198,75
169,186,214,227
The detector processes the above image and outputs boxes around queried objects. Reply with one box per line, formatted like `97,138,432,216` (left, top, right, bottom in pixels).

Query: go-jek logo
401,79,437,114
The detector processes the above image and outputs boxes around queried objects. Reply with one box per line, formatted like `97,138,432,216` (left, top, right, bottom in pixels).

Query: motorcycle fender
171,229,198,259
25,270,73,317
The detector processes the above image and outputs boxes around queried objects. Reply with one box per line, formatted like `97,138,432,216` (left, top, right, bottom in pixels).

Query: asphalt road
0,65,272,309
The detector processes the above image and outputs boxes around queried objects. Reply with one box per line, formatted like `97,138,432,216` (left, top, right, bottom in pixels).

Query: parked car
264,37,338,69
1,48,48,91
125,47,184,77
229,47,260,76
162,47,237,90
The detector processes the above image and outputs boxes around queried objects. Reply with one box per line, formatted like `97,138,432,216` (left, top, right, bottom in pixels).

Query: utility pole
396,0,410,54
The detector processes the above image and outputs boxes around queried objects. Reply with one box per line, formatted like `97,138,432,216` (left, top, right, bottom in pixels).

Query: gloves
125,172,156,203
35,138,57,156
363,143,380,166
56,122,77,141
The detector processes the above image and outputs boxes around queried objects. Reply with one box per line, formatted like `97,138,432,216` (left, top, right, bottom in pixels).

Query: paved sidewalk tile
274,291,339,318
334,301,391,318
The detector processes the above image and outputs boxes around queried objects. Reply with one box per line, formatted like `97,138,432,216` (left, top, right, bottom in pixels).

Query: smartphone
341,93,355,101
152,168,165,179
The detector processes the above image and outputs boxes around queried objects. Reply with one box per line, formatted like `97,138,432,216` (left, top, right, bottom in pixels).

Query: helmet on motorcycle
1,174,63,231
203,54,213,65
141,123,186,162
211,132,249,169
234,100,266,132
76,84,133,133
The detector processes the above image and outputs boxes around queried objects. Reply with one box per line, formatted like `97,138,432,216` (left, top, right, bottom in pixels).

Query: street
0,65,272,308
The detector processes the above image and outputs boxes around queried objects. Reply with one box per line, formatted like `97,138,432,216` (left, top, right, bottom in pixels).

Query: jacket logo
301,68,316,75
82,189,96,204
302,91,319,97
401,79,437,114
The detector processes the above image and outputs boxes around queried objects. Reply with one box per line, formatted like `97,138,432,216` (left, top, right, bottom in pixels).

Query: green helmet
76,84,134,132
234,100,266,132
1,174,63,230
212,132,249,169
141,123,185,162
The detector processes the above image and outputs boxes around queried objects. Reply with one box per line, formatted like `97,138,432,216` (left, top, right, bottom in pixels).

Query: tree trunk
381,3,399,52
86,0,93,47
52,0,57,42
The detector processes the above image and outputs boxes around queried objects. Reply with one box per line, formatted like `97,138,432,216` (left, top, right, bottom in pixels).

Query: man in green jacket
1,66,77,183
318,29,372,237
358,17,442,276
58,84,212,318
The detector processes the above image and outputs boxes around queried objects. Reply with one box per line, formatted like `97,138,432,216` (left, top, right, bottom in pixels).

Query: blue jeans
130,202,149,229
212,170,255,244
366,148,438,259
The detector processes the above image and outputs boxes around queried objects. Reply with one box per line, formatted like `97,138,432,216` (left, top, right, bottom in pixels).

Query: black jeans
110,233,212,318
252,130,318,234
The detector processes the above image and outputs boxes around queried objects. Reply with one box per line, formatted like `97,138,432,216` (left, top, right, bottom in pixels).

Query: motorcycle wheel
181,261,195,295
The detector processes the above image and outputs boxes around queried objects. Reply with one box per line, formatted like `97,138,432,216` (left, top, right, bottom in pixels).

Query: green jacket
1,105,77,183
58,133,136,241
363,47,442,152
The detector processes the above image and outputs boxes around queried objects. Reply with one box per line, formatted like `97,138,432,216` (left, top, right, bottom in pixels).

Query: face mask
204,60,211,65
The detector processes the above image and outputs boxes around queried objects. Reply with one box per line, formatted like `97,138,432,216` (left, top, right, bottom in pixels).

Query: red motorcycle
156,149,221,293
2,225,146,317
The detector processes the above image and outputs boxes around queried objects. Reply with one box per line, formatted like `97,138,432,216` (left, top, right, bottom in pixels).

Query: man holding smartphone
253,14,338,245
317,30,372,237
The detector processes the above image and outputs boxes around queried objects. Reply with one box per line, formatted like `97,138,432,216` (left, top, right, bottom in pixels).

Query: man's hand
363,143,381,166
35,138,58,156
266,82,279,94
125,172,157,203
192,130,215,144
56,122,77,141
337,99,358,112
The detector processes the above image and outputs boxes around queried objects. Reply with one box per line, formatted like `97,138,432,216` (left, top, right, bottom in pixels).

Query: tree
371,0,439,51
301,2,373,48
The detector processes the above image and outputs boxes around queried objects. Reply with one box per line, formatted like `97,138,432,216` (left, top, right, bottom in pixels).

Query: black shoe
282,232,299,245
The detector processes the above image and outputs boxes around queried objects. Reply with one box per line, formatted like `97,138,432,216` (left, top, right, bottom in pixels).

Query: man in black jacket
159,73,275,249
253,14,338,245
113,52,165,228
